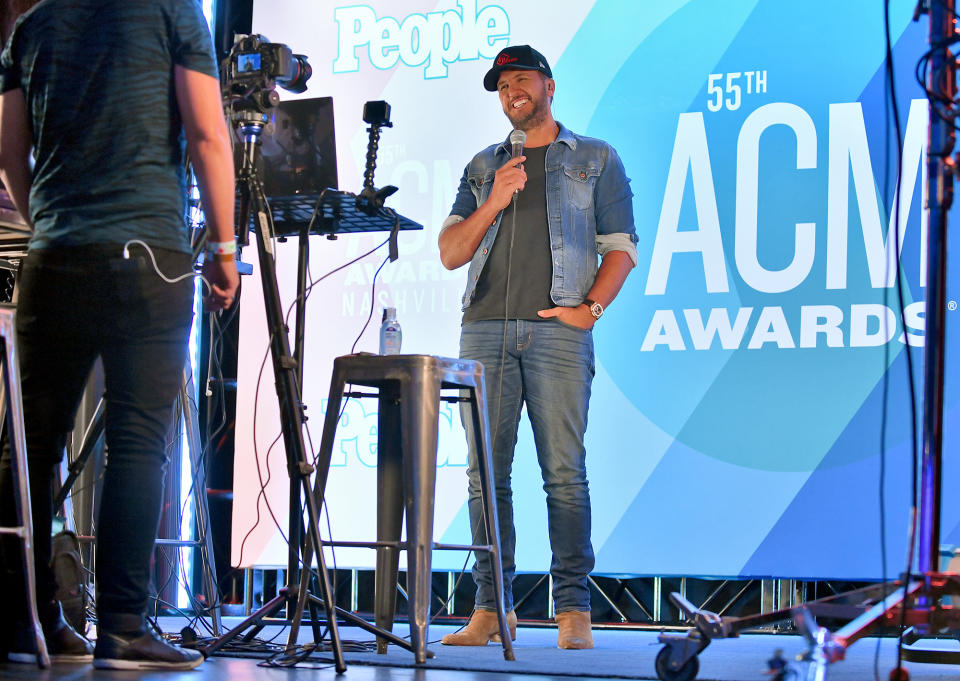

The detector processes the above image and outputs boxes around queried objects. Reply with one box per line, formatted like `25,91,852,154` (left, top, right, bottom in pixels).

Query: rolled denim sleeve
440,213,464,237
594,145,638,265
441,164,478,238
597,232,638,266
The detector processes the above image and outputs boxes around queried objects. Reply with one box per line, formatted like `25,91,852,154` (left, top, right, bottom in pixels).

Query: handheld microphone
509,129,526,198
509,129,526,168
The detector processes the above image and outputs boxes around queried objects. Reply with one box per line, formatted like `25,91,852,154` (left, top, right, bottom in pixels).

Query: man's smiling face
497,69,553,131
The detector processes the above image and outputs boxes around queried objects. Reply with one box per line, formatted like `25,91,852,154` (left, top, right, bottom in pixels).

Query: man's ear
546,78,555,95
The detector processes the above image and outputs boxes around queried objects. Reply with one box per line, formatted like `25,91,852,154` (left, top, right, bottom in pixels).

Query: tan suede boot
441,609,517,646
556,610,593,649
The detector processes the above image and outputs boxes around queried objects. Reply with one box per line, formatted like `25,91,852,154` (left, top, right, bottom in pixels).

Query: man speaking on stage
438,44,637,650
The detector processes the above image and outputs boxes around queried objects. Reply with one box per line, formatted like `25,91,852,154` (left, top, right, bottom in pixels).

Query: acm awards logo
638,98,931,353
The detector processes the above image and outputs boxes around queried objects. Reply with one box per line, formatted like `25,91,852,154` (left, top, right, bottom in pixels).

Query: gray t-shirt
463,144,554,322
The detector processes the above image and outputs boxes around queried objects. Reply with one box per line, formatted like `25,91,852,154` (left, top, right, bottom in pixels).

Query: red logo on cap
496,54,519,66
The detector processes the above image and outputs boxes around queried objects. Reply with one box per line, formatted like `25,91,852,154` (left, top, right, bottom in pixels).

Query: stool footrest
154,539,204,547
433,542,494,552
341,391,469,404
322,540,494,552
323,540,405,549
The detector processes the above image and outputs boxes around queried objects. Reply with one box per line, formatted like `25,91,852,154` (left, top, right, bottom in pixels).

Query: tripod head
222,34,312,245
224,34,310,112
223,34,312,152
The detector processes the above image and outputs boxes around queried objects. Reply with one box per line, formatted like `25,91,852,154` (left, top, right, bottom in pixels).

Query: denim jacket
442,123,638,310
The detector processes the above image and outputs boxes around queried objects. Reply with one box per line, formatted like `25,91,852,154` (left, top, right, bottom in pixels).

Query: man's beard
506,96,550,131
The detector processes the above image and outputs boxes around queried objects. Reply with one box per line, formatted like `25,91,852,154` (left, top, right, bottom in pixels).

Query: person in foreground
0,0,238,669
438,44,637,650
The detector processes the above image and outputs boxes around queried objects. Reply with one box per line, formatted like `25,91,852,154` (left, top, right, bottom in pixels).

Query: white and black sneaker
93,628,203,670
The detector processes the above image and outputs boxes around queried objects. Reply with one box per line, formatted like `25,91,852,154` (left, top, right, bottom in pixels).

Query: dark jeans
0,245,194,622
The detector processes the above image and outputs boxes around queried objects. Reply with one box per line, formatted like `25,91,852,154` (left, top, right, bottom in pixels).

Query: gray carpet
5,616,955,681
269,620,960,680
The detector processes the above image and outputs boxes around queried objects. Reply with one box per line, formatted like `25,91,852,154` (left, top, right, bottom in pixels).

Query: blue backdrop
233,0,960,580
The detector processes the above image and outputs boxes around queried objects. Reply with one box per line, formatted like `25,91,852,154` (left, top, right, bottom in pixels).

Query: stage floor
2,617,959,681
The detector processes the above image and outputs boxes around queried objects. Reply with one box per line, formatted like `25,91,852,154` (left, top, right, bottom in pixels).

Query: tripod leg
227,127,346,671
293,477,346,672
201,590,288,657
288,538,313,651
288,521,337,653
246,177,346,672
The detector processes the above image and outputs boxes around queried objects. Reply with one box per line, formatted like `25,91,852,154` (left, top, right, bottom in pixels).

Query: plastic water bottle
379,307,402,355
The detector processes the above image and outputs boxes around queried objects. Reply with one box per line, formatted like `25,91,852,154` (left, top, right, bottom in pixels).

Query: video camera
225,34,311,113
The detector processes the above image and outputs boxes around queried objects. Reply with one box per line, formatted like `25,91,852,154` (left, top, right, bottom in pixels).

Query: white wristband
206,239,236,255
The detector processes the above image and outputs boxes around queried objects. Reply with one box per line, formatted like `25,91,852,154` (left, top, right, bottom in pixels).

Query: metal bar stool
0,303,50,667
314,353,514,664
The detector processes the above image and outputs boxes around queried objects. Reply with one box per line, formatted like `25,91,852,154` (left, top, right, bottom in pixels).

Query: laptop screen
259,96,338,197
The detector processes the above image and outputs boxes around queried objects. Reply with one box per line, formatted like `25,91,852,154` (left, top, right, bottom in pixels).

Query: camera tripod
198,107,348,671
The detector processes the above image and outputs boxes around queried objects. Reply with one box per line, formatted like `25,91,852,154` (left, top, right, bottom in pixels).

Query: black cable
238,225,390,608
889,1,923,676
298,246,392,609
172,163,239,621
878,3,897,678
443,192,522,640
350,252,390,354
173,430,223,626
193,252,244,617
171,334,223,619
237,277,293,565
157,401,222,629
234,188,334,563
241,307,293,561
272,236,393,620
913,35,960,131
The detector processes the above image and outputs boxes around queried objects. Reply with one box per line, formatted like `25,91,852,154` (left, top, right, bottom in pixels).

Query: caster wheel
889,668,909,681
655,646,699,681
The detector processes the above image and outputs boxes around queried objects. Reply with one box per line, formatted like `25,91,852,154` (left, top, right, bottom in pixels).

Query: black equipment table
248,189,423,237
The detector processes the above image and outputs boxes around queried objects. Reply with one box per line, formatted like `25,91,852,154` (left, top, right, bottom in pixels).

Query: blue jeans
459,319,595,613
0,245,194,621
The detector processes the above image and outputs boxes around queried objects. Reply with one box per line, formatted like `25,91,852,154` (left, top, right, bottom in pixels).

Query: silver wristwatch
583,298,604,320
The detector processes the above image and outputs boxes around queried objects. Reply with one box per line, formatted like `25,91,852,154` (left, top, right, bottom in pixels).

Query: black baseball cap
483,44,553,92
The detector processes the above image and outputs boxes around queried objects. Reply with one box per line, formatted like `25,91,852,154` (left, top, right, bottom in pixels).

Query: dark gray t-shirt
464,144,553,322
0,0,218,253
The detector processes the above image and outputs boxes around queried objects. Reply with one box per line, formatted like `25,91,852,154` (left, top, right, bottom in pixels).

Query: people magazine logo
333,1,510,79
